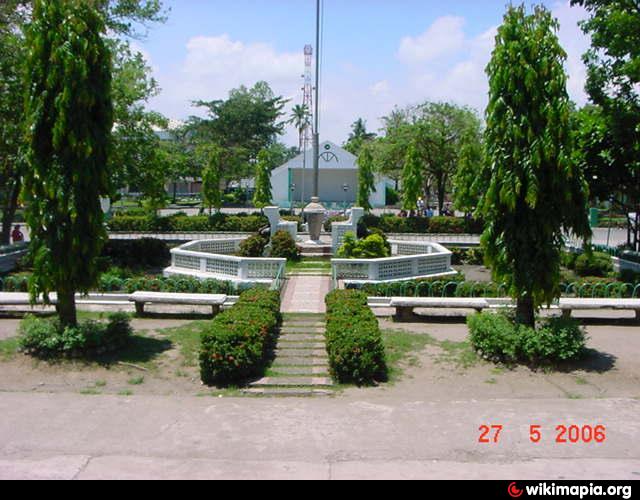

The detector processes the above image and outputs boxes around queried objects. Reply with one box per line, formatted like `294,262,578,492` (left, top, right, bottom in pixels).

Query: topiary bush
336,232,391,259
199,289,281,386
238,234,268,257
575,251,614,277
468,312,587,365
270,230,301,261
325,290,387,385
18,313,133,359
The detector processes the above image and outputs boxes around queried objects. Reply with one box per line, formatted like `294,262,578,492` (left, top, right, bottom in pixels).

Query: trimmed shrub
428,216,466,234
575,252,614,277
238,234,268,257
270,230,301,261
199,289,281,385
468,312,587,365
102,238,170,269
337,232,391,259
18,313,133,359
325,290,387,385
107,213,268,233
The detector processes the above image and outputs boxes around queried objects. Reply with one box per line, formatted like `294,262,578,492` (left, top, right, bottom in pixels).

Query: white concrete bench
558,299,640,321
389,297,490,321
128,292,227,316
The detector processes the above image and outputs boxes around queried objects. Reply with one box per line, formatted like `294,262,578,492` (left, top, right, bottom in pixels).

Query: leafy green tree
480,5,591,327
402,143,422,212
357,145,376,211
190,82,288,187
571,0,640,250
253,150,273,209
0,1,28,244
453,133,486,214
24,0,114,328
289,104,310,153
344,118,377,156
202,148,222,215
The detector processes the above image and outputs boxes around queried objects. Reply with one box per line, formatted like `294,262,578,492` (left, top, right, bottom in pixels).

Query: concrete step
279,334,325,342
250,377,333,388
242,388,334,398
268,366,330,376
280,327,326,334
275,349,327,358
277,342,325,350
272,357,330,367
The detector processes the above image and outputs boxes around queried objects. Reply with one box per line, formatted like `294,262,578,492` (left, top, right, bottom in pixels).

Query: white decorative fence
332,240,455,284
164,238,286,285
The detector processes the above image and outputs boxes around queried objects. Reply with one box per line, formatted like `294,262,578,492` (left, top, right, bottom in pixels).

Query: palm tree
289,104,310,152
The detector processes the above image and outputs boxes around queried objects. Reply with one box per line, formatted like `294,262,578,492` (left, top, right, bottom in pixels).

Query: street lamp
290,184,297,213
343,183,349,215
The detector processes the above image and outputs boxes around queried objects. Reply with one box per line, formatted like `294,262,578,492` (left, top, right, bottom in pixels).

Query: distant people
417,198,425,216
11,225,24,243
426,206,434,218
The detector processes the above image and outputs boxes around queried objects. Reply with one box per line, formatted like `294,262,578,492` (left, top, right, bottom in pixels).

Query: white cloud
370,80,390,98
398,16,466,65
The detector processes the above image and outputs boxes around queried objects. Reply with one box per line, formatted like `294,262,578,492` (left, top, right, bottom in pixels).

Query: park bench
128,291,227,315
558,298,640,321
389,297,490,321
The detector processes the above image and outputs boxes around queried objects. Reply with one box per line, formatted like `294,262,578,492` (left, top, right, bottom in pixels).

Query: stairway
243,314,334,397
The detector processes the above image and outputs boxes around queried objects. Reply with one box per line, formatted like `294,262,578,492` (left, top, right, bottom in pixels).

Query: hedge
199,289,281,385
102,238,170,269
357,214,484,235
108,213,268,233
98,275,233,294
468,312,587,365
18,313,133,359
325,290,387,385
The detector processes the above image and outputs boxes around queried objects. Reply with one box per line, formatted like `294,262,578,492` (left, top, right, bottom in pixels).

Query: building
270,141,387,208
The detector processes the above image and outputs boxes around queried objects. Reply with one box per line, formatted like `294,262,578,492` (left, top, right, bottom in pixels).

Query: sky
137,0,591,146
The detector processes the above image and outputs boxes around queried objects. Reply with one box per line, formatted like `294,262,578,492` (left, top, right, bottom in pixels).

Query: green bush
270,230,301,261
325,290,387,385
102,239,170,269
108,213,268,233
238,234,268,257
468,312,587,365
575,252,614,277
18,313,132,358
385,186,400,206
199,289,281,385
337,232,391,259
428,217,466,234
97,275,231,294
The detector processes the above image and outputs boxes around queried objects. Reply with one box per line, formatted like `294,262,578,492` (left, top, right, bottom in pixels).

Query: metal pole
312,0,320,199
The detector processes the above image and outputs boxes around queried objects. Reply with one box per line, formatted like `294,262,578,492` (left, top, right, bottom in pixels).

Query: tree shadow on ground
555,349,618,374
94,335,173,367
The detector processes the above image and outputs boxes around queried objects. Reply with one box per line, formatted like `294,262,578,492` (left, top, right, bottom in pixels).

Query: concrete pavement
0,392,638,479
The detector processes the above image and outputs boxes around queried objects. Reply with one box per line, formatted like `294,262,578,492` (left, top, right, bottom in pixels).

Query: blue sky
138,1,590,145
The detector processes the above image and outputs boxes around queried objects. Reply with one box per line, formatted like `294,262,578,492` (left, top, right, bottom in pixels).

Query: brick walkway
281,276,332,314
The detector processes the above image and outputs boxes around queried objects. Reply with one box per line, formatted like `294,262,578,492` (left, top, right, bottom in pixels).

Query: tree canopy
481,4,591,326
24,0,114,327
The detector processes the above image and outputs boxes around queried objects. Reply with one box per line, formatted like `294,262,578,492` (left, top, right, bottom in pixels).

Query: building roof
271,141,357,175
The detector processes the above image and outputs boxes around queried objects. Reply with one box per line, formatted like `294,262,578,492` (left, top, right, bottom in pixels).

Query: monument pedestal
304,197,326,245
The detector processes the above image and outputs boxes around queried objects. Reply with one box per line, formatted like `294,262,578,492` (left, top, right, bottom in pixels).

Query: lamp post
303,0,326,244
290,183,296,213
343,183,349,215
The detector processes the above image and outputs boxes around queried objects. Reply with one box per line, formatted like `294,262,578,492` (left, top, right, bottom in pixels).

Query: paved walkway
0,393,637,479
281,276,331,314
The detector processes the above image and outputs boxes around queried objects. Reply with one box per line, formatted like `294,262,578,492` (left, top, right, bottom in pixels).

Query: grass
437,340,479,369
0,337,19,360
94,380,107,388
128,376,144,386
156,321,207,367
382,330,438,382
80,388,101,395
118,389,133,396
286,259,332,275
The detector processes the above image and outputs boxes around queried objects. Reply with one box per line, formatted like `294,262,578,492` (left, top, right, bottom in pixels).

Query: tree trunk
56,289,78,329
1,178,21,246
437,178,446,214
516,295,535,328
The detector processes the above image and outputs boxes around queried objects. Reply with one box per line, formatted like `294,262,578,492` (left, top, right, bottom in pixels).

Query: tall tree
402,143,422,213
190,82,288,187
202,148,222,215
571,0,640,250
480,5,591,327
453,132,486,215
289,104,310,153
24,0,114,328
356,145,376,211
344,118,376,156
253,150,273,209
